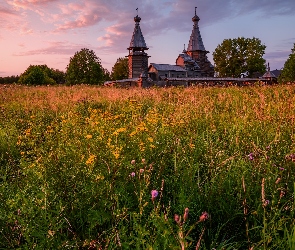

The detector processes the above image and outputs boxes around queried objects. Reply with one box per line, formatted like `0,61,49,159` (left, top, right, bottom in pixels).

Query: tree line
1,38,294,85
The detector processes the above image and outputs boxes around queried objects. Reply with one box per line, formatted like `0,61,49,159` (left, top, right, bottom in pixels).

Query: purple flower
151,190,158,201
279,167,285,171
248,153,254,160
130,172,135,177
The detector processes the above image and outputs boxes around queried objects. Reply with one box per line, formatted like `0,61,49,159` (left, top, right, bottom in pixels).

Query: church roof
187,8,206,52
128,15,148,50
270,69,281,77
150,63,187,72
262,71,277,78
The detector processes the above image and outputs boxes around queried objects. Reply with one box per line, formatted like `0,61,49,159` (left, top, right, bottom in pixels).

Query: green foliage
278,43,295,83
66,48,104,85
0,75,20,84
1,85,295,249
111,57,129,80
18,65,65,85
213,37,266,77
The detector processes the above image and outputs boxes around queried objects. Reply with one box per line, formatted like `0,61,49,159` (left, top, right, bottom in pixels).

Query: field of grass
0,84,295,249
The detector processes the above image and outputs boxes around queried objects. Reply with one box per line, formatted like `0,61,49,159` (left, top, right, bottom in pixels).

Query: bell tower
127,12,150,79
187,7,214,77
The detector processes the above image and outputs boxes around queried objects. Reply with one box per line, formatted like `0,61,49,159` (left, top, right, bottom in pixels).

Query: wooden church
127,7,214,81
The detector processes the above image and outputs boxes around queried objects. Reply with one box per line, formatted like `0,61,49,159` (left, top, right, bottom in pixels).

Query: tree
278,43,295,83
18,65,57,85
213,37,266,77
66,48,104,85
111,57,129,80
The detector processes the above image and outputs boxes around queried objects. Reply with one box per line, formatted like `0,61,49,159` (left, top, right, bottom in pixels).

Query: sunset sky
0,0,295,77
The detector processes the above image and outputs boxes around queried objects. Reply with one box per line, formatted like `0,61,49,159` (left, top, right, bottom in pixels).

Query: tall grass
0,84,295,249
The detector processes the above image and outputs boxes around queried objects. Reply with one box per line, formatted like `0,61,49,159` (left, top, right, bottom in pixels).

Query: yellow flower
129,131,137,137
147,137,154,142
25,128,31,136
86,134,93,139
86,154,96,165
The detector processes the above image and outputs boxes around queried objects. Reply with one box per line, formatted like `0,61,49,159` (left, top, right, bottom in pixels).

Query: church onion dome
192,14,200,22
134,15,141,22
128,15,148,51
187,7,206,52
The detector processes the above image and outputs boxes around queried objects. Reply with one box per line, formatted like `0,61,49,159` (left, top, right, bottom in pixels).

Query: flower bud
183,208,189,222
199,211,209,222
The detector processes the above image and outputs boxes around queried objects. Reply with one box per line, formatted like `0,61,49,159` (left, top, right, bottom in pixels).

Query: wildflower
151,190,158,201
86,154,96,165
286,154,295,161
248,153,254,160
131,160,136,165
199,211,209,222
86,134,92,139
183,208,189,222
275,178,281,184
174,214,180,224
141,158,145,163
130,172,135,177
139,169,144,174
279,167,285,171
147,137,154,143
263,200,270,206
280,190,285,198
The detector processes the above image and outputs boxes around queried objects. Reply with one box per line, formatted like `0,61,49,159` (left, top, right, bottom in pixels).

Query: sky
0,0,295,77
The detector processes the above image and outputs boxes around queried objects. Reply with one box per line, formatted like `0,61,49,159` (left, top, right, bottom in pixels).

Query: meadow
0,84,295,249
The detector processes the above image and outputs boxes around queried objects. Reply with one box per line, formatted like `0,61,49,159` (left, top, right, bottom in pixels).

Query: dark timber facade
127,15,149,79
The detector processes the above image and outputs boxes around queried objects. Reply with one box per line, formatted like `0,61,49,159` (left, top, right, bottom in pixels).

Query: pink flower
139,168,144,174
174,214,180,224
151,190,158,201
248,153,254,160
183,208,189,222
199,211,209,222
275,178,281,184
130,172,135,177
131,160,136,165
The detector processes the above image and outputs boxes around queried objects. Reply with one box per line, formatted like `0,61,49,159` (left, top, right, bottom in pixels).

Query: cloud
53,1,110,32
7,0,59,10
0,5,17,15
13,41,94,56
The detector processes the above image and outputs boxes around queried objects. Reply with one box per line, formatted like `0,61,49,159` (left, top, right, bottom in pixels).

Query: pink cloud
53,1,109,32
7,0,59,10
13,41,94,56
